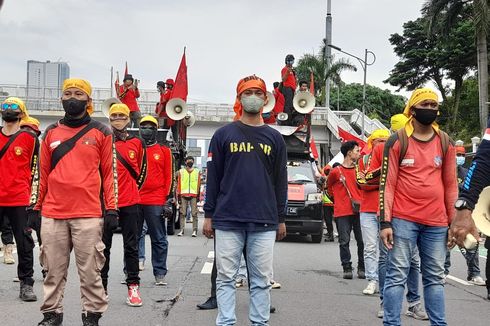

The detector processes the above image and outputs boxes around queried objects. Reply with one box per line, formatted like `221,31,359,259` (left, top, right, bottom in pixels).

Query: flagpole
110,66,114,97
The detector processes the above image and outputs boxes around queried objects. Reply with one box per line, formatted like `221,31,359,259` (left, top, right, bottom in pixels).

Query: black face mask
62,98,87,116
413,109,438,126
1,110,21,122
186,162,193,168
140,128,157,144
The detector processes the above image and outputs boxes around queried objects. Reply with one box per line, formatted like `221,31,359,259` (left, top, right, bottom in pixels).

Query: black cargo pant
101,205,142,289
1,215,14,244
0,206,35,285
322,205,334,235
335,214,364,268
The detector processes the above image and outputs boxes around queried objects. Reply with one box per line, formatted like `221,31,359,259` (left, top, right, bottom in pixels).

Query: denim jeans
138,221,148,262
383,218,447,326
139,205,168,278
360,212,378,281
215,229,276,326
334,215,364,268
379,236,421,304
444,246,481,278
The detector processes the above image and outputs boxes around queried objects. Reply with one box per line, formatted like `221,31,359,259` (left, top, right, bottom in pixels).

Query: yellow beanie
2,97,29,121
390,114,409,132
140,115,159,127
62,78,94,115
367,129,390,149
109,103,130,117
402,88,438,117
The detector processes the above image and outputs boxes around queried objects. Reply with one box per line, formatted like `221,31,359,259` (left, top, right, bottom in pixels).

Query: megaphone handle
463,233,478,250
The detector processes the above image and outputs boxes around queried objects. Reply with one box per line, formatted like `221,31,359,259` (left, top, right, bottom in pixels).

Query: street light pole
327,44,376,139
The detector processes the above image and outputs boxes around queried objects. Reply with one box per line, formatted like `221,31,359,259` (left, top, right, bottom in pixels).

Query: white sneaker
139,261,145,271
155,276,167,286
235,279,245,288
468,275,486,286
377,304,384,319
271,280,281,289
362,280,378,295
192,230,197,237
177,230,184,237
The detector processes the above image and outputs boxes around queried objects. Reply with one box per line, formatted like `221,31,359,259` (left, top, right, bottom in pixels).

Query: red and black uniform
139,144,173,205
156,90,176,127
118,85,140,113
101,135,147,289
0,128,38,285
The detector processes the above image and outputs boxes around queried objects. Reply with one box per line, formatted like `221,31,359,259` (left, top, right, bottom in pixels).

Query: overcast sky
0,0,426,104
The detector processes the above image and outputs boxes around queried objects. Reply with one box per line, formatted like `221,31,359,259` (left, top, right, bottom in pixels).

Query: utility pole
325,0,332,110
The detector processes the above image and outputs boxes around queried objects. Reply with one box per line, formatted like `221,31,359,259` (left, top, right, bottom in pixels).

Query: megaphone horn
102,97,121,118
166,98,188,120
262,91,276,113
183,111,196,127
293,91,316,114
472,186,490,237
277,112,288,121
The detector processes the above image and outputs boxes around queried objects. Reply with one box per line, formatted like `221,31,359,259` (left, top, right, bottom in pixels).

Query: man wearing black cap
280,54,297,125
118,74,141,128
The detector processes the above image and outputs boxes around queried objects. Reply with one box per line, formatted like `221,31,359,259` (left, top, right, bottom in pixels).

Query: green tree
424,0,489,131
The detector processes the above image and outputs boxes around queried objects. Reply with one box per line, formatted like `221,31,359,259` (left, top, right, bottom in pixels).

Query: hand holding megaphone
448,208,481,249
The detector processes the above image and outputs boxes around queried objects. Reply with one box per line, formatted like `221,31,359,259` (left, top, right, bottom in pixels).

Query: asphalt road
0,222,489,326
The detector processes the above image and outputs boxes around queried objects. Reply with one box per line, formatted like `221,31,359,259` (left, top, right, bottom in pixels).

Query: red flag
338,127,366,148
124,62,128,76
171,48,188,101
310,136,319,160
115,71,120,95
309,71,315,95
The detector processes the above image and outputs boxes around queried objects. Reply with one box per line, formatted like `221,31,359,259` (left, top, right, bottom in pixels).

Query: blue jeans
215,229,276,326
360,212,378,281
379,237,421,304
444,246,481,278
383,218,447,326
138,221,148,262
139,205,168,277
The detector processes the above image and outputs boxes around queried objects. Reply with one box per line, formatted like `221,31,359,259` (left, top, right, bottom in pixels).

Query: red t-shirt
379,134,458,226
156,90,176,126
34,121,117,218
281,66,297,89
115,136,146,207
119,85,140,112
139,144,173,205
358,144,383,213
327,165,362,218
0,130,37,206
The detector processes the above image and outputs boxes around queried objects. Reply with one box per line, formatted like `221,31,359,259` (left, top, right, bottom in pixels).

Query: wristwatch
454,199,472,211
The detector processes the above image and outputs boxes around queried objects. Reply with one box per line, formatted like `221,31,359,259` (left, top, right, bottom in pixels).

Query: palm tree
295,49,356,107
424,0,489,131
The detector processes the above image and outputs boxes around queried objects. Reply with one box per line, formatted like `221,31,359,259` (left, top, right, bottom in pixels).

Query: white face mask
456,156,465,166
241,94,264,114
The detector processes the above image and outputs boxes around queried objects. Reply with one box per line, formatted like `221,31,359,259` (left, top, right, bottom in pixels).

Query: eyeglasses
1,103,20,110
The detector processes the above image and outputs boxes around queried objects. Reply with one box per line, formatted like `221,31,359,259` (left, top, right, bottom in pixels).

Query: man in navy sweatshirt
450,117,490,300
203,75,288,326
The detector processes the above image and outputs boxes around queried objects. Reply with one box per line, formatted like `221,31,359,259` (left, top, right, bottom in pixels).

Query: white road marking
207,251,214,259
446,274,472,286
201,261,214,274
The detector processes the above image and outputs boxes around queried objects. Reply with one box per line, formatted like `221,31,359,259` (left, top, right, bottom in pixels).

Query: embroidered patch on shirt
50,140,61,149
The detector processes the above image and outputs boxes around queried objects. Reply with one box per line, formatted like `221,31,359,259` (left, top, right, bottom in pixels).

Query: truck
271,122,324,243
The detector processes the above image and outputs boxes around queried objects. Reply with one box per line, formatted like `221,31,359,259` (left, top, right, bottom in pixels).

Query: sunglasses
1,103,20,110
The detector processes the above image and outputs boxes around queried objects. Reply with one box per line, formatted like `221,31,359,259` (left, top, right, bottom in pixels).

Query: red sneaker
126,284,143,307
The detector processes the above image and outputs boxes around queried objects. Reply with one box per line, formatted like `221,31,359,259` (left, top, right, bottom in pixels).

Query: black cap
185,156,194,161
123,74,134,82
157,81,165,88
285,54,295,64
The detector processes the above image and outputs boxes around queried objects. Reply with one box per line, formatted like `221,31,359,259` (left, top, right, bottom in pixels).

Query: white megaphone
277,112,289,121
165,98,188,120
293,91,315,114
262,91,276,114
102,97,122,118
183,111,196,127
472,186,490,236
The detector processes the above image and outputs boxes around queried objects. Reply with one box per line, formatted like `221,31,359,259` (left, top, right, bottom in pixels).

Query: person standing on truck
327,140,365,280
203,74,288,325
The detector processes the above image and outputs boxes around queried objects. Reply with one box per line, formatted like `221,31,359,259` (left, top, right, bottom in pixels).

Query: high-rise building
26,60,70,98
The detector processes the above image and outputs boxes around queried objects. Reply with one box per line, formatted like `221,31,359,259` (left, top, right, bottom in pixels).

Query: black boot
487,287,490,300
82,312,102,326
20,281,37,301
324,233,334,242
343,264,353,279
357,263,366,279
196,296,217,310
38,312,63,326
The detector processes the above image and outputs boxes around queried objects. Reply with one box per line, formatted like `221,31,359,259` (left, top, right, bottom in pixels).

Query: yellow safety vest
179,168,199,196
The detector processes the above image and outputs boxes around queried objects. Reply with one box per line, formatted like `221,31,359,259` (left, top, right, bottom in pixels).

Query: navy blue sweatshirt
459,118,490,209
204,121,288,231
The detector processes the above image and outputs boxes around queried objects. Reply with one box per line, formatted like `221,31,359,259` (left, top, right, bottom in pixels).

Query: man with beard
137,115,173,285
101,103,146,307
203,74,288,325
32,79,118,326
0,97,38,301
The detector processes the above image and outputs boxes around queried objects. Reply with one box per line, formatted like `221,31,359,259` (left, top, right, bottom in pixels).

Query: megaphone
102,97,121,118
183,111,196,127
277,112,289,121
293,91,315,114
165,98,188,120
262,91,276,114
472,186,490,236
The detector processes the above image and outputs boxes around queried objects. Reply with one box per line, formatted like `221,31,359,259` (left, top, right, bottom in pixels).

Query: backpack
395,128,451,165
